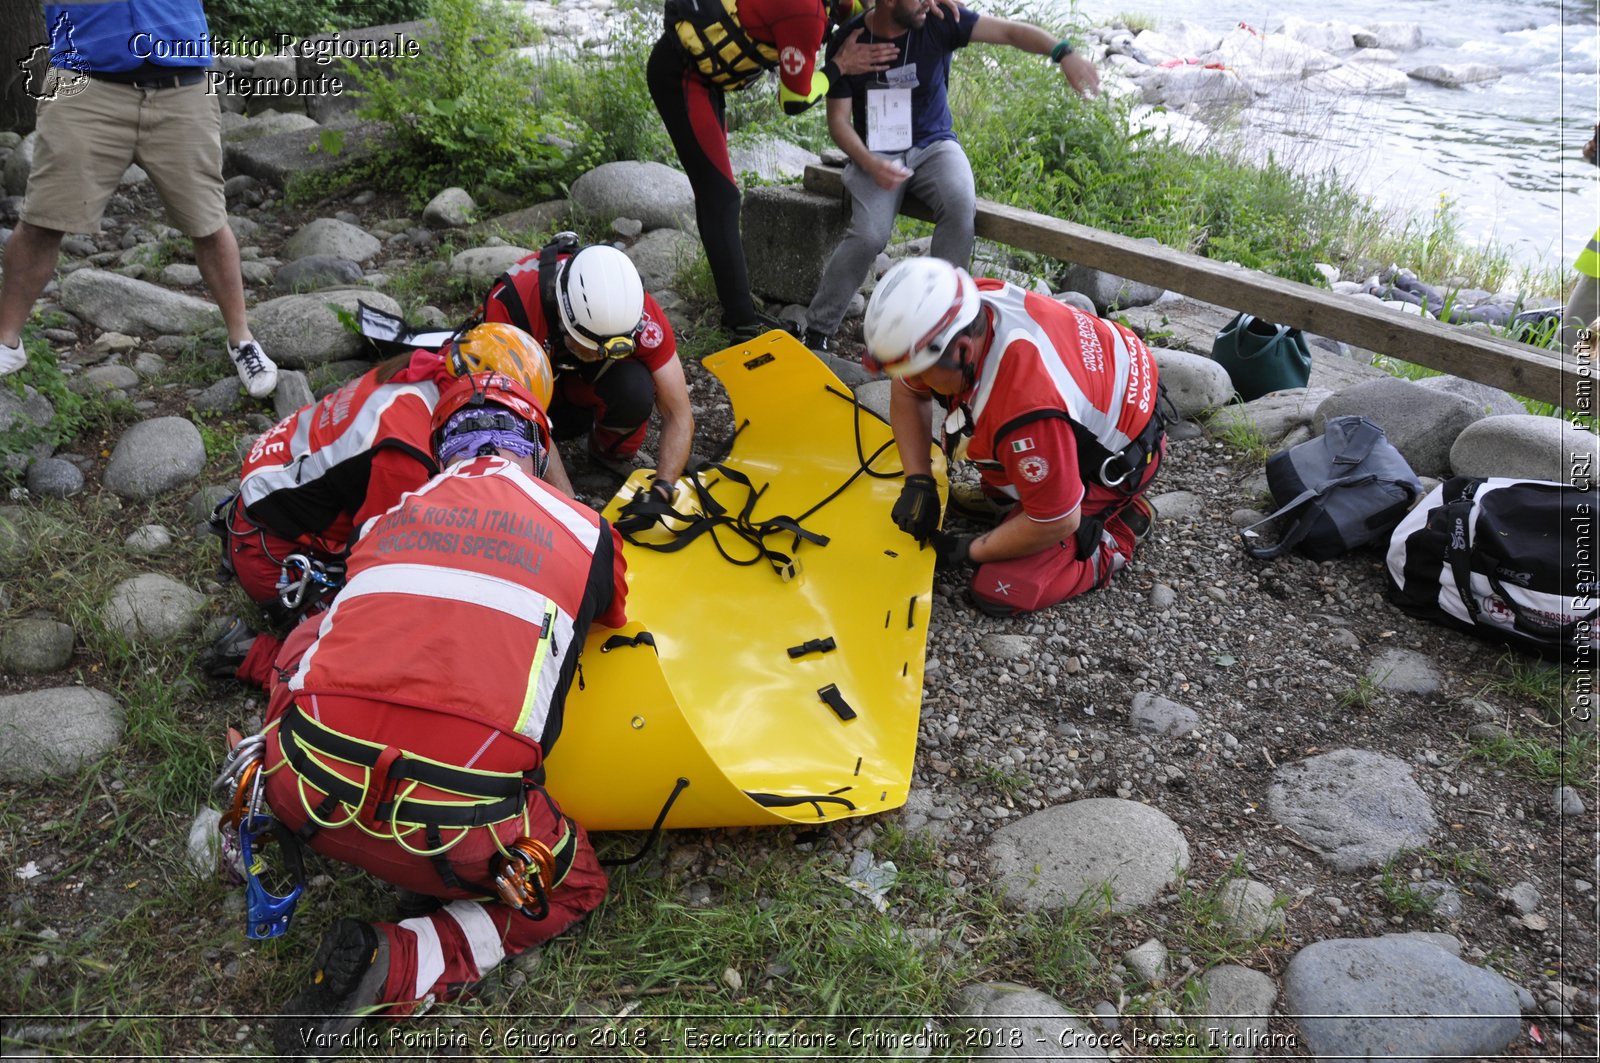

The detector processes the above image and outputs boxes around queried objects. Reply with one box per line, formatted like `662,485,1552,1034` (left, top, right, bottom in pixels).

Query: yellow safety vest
1576,229,1600,279
670,0,781,90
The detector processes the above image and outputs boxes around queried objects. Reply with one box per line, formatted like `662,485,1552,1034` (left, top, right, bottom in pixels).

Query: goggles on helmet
566,329,637,362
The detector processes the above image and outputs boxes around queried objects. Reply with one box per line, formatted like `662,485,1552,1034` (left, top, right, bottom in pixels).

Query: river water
1059,0,1599,275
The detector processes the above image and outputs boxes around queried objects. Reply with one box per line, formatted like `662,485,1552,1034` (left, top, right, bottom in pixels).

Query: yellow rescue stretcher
543,332,944,829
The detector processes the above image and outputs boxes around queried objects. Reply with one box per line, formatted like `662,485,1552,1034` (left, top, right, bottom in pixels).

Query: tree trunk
1,4,48,133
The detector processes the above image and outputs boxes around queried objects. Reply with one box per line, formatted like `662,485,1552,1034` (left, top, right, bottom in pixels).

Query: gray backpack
1241,416,1422,561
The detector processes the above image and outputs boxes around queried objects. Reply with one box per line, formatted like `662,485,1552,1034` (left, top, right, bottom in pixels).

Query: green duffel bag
1211,313,1312,401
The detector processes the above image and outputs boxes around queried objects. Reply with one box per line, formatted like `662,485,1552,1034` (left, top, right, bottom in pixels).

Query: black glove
929,530,974,568
614,479,674,534
892,474,941,542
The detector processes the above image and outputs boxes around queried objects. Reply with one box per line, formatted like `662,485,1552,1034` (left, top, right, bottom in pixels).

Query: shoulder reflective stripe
338,562,553,624
972,286,1135,457
239,381,439,509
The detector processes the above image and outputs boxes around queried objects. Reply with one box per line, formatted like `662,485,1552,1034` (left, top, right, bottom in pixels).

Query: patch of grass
1211,412,1271,463
1336,672,1386,712
1416,846,1496,884
968,762,1031,802
1466,731,1597,787
1160,859,1287,968
1378,857,1438,916
1475,652,1569,721
0,324,88,462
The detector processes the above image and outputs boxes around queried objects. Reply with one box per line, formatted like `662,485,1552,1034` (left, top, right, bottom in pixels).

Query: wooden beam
803,164,1586,409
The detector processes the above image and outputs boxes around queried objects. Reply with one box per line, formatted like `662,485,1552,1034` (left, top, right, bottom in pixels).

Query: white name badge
866,87,912,152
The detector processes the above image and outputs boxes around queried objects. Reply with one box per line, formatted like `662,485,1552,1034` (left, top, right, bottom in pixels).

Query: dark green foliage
343,0,596,202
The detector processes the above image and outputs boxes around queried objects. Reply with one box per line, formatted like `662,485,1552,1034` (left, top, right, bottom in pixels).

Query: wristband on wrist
1049,39,1074,63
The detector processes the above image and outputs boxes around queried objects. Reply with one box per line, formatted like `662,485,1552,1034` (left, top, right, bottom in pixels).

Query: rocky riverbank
1,9,1596,1059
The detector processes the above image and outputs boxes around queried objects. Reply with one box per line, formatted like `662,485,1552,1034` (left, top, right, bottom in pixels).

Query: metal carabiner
1099,452,1134,489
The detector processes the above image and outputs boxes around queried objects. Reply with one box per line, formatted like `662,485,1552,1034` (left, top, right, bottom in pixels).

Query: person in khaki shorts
0,0,277,397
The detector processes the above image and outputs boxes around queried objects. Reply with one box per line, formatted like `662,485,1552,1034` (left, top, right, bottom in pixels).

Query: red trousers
261,617,608,1008
968,453,1162,615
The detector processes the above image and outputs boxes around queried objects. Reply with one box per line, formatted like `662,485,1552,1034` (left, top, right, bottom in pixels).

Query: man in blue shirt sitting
801,0,1099,355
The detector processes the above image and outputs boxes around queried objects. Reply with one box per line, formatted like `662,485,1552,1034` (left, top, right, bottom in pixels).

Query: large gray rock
274,254,364,293
102,573,208,643
0,687,124,781
60,269,222,336
220,109,318,142
448,246,535,291
296,21,434,122
1364,22,1425,51
1408,63,1501,87
1132,23,1224,64
0,384,55,473
1137,65,1257,109
0,618,76,674
1059,254,1166,313
223,119,383,192
102,417,207,499
988,798,1190,913
569,161,694,232
1315,377,1485,477
728,135,817,182
1151,348,1233,419
624,227,704,295
282,218,381,265
250,289,401,368
955,983,1110,1060
2,131,36,196
1303,63,1412,95
1279,16,1361,54
1284,936,1521,1062
423,187,477,229
1201,965,1278,1059
1209,27,1342,81
472,199,570,240
1208,388,1334,445
25,456,84,498
1415,374,1526,418
1449,414,1599,485
742,185,849,307
272,370,315,419
1267,749,1436,870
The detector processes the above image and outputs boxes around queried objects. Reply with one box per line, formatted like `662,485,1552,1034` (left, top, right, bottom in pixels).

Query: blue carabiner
239,814,304,940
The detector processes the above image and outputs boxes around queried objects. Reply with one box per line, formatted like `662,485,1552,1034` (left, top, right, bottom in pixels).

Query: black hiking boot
199,617,257,679
273,918,390,1060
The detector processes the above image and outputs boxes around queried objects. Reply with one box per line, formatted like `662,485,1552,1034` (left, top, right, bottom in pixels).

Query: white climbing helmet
555,245,645,359
862,257,980,378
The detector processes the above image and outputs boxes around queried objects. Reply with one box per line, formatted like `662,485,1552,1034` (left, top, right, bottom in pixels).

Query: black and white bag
1241,416,1422,561
1385,476,1600,657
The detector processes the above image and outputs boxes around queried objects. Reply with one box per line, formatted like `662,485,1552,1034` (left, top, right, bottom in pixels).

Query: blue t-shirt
825,6,979,150
47,0,211,73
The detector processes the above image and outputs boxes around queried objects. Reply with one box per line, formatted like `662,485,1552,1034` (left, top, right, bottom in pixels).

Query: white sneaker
0,340,25,376
229,339,278,399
